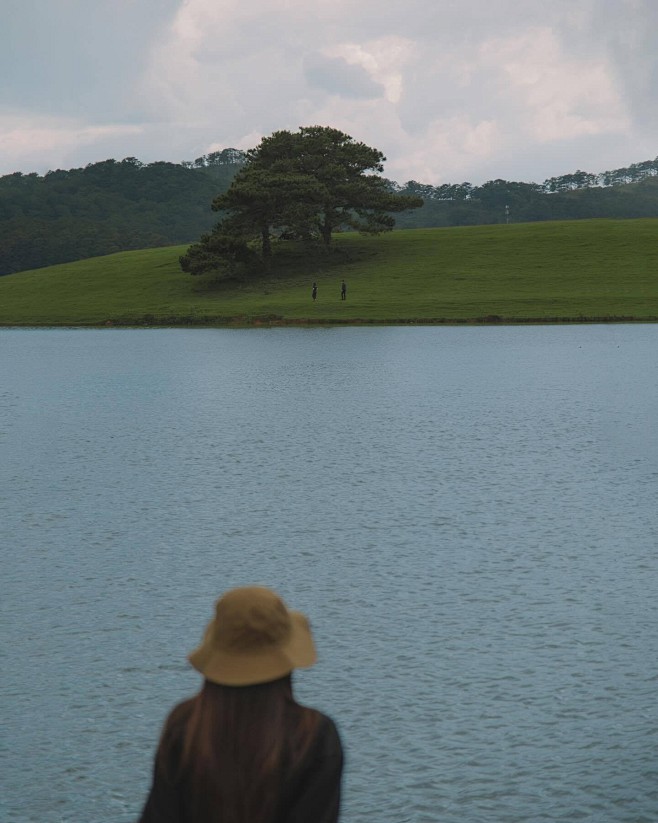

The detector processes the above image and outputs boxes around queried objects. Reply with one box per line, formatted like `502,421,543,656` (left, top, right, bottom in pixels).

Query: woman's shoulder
315,712,343,757
313,711,341,740
167,696,196,723
159,696,196,747
279,708,344,821
296,707,343,764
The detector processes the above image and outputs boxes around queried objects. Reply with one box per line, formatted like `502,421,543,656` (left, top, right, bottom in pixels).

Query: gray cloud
303,54,385,99
1,0,180,121
594,0,658,132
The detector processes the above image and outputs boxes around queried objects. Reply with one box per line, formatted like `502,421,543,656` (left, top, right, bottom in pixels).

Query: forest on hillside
1,150,657,276
0,151,244,276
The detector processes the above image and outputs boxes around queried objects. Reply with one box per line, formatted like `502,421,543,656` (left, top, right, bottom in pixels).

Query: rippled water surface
1,325,657,823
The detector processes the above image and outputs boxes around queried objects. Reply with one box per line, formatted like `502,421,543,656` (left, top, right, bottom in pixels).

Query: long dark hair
160,675,319,823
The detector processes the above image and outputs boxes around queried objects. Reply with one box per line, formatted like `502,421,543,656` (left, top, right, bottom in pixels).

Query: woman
138,586,343,823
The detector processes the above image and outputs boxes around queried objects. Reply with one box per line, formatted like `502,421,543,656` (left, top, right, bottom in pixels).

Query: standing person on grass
138,586,343,823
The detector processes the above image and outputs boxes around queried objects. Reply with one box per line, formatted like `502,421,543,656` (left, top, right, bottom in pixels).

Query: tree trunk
319,220,332,247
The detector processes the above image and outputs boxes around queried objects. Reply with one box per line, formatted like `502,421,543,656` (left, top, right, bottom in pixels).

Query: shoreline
1,314,657,329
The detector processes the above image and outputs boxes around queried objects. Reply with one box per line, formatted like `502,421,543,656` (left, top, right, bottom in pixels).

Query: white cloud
0,114,143,172
479,28,629,142
324,37,416,104
382,117,502,185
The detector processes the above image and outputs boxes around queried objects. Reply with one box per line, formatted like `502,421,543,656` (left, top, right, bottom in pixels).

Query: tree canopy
180,126,423,274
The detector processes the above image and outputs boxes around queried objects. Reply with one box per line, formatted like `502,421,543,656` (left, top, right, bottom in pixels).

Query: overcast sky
2,0,656,184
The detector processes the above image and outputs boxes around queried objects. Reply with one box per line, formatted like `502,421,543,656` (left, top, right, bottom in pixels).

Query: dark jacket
138,703,343,823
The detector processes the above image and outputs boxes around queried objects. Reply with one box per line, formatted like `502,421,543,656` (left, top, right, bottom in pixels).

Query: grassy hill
1,219,657,326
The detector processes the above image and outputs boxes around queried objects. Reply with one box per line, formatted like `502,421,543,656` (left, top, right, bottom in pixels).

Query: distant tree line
396,157,658,201
391,157,658,228
0,153,245,276
1,150,657,276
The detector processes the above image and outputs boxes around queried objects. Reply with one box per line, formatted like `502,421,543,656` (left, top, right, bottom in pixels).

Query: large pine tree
180,126,422,273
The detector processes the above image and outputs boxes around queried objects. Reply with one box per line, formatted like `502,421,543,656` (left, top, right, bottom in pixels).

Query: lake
1,325,657,823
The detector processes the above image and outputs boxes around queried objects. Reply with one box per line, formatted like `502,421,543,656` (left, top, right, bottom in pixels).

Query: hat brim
188,610,317,686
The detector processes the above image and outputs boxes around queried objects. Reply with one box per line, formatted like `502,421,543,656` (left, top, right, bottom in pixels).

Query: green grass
1,219,657,326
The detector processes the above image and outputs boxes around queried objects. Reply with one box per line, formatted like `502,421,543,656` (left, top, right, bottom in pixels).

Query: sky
2,0,657,185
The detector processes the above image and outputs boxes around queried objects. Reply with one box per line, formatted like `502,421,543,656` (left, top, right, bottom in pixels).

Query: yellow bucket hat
188,586,317,686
